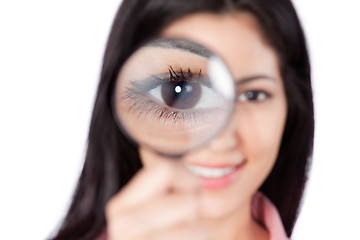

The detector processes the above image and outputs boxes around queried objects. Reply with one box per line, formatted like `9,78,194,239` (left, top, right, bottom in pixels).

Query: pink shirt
251,192,290,240
97,192,289,240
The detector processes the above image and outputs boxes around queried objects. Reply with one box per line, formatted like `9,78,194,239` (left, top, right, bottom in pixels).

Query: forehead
161,12,280,80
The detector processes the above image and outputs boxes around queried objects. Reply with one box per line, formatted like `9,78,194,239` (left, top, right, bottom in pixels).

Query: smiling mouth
185,165,236,178
185,162,245,189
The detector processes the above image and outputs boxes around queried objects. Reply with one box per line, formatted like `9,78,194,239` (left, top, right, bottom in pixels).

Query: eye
144,66,221,110
238,90,270,103
148,80,218,110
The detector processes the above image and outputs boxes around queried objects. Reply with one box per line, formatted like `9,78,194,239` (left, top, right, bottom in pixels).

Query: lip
186,162,245,189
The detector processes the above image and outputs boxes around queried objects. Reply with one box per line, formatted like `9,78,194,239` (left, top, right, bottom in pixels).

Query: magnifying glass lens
113,38,235,157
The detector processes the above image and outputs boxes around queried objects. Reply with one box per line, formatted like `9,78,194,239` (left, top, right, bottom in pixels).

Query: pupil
247,92,255,99
161,82,201,109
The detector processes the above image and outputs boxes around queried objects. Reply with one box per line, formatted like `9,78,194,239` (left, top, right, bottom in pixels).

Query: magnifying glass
112,38,235,158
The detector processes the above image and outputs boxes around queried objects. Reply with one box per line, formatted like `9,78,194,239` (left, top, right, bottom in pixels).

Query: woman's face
139,13,287,219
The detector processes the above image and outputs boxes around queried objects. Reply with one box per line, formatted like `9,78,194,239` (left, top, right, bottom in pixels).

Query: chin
199,189,248,220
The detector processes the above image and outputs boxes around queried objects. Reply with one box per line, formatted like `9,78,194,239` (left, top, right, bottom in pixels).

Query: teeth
185,165,235,178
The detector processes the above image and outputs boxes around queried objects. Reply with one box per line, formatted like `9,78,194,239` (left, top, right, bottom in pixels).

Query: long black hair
51,0,313,239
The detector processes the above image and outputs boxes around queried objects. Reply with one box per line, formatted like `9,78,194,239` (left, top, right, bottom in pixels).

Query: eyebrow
146,38,212,58
235,75,275,85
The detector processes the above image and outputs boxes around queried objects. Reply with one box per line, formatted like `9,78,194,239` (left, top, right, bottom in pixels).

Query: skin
106,12,287,240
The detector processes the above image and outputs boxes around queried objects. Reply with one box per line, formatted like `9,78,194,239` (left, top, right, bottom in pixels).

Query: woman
52,0,314,239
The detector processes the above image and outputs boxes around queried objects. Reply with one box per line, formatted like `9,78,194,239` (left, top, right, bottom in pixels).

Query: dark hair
51,0,313,239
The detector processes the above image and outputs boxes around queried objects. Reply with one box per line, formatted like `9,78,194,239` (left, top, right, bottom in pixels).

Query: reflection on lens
114,38,235,156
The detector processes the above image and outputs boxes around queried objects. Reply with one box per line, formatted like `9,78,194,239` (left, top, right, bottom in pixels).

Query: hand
105,159,210,240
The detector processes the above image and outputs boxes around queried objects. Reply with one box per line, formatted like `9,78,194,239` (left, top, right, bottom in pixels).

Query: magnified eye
147,67,219,110
148,80,218,110
149,81,201,109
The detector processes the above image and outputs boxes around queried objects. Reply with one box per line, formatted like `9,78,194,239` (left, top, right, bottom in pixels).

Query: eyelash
123,94,200,122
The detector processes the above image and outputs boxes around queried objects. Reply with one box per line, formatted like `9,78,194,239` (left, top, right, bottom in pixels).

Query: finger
107,162,173,212
107,160,198,211
164,162,200,194
107,192,199,240
139,149,200,193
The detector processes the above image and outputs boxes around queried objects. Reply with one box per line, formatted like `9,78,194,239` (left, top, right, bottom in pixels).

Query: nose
208,115,239,153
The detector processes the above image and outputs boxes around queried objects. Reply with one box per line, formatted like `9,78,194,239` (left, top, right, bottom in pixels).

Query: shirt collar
251,192,290,240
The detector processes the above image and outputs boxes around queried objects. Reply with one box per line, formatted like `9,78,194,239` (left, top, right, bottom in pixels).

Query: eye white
148,84,221,109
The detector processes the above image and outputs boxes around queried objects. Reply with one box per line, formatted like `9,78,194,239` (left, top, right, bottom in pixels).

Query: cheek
238,103,287,176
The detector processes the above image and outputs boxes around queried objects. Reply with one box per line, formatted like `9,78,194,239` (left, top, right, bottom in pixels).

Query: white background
0,1,359,239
